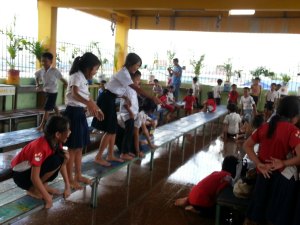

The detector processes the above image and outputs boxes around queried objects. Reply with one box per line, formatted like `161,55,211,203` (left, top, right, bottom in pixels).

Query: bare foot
107,156,125,162
174,197,188,207
128,152,136,157
27,189,42,199
185,205,200,213
119,154,133,161
95,158,111,167
70,180,83,190
36,126,43,132
138,152,145,158
44,184,61,195
76,176,92,185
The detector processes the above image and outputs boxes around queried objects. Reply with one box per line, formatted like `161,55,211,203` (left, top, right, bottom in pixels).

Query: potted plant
280,74,291,96
90,41,109,82
218,59,232,92
24,40,48,68
190,54,205,77
0,16,26,85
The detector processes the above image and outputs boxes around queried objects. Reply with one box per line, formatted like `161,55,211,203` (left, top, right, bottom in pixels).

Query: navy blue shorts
44,92,58,111
12,152,64,190
64,106,90,149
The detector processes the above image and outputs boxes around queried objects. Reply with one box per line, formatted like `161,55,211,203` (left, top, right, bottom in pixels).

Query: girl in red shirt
202,91,216,113
183,88,196,116
244,96,300,225
159,88,175,123
174,156,238,214
11,116,71,209
228,84,239,105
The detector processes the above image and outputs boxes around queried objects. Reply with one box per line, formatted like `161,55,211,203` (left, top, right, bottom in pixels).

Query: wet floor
12,130,245,225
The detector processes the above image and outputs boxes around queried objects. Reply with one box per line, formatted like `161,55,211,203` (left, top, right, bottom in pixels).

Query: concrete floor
12,131,244,225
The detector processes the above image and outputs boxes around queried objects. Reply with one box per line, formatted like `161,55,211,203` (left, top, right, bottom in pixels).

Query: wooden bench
0,106,228,224
215,186,250,225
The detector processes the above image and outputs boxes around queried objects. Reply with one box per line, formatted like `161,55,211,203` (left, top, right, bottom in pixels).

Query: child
92,53,160,167
35,52,68,131
250,77,262,105
11,116,71,209
152,79,163,97
192,77,201,108
213,79,223,105
264,83,278,121
228,84,239,105
64,52,104,190
118,71,141,160
240,87,256,122
243,96,300,225
98,80,107,97
183,88,196,116
174,155,238,215
159,88,175,123
202,91,216,113
223,103,241,140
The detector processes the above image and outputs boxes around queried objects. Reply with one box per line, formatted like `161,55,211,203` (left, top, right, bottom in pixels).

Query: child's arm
252,103,257,115
124,104,134,119
71,86,104,120
141,122,156,149
31,166,53,208
129,83,161,105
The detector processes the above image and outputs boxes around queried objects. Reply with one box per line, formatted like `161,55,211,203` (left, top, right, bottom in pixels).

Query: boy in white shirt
192,77,200,108
264,83,278,121
240,87,257,122
35,52,67,131
212,79,223,105
223,103,242,140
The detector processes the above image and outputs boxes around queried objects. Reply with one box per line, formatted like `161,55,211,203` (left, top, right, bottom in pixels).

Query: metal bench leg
127,163,131,186
202,124,206,147
181,135,186,163
168,143,172,174
215,204,221,225
193,129,197,154
90,178,100,208
210,121,214,141
9,118,12,131
150,151,154,171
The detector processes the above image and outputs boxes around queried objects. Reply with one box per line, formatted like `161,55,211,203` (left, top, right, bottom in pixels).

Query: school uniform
192,82,200,108
64,71,90,148
240,95,255,121
212,85,222,105
92,67,133,134
35,67,63,111
223,112,241,136
11,136,64,190
183,95,196,114
246,122,300,225
206,99,216,112
265,90,278,111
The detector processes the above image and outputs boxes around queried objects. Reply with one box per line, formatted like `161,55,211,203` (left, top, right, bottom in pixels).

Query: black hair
271,83,276,87
44,116,69,150
163,88,169,95
188,88,193,94
217,79,223,83
154,79,159,83
168,85,174,89
243,87,250,91
101,80,107,84
123,53,142,69
140,98,157,113
252,114,264,129
193,77,198,82
69,52,101,75
267,96,300,138
254,77,260,81
173,58,179,63
227,103,237,113
222,155,238,177
41,52,53,61
131,70,142,79
207,91,214,99
231,84,237,87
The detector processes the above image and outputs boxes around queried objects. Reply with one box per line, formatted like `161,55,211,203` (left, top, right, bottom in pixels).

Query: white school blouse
65,71,90,107
106,67,133,97
119,86,139,122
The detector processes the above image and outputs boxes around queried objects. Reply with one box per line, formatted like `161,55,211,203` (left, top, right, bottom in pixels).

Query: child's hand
63,151,70,161
257,162,272,178
123,96,131,107
87,100,104,121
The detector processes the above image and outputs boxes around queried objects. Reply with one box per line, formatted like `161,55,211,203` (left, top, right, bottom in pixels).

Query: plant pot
223,81,231,92
7,69,20,85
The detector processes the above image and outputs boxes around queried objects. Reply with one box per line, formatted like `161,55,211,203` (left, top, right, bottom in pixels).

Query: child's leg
67,149,82,190
107,134,124,162
74,148,91,185
133,127,141,157
120,119,134,160
37,111,49,131
95,133,111,166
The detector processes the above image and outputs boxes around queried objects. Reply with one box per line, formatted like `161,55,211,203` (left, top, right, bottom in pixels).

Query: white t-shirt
240,95,255,110
106,67,133,97
192,82,200,96
223,112,241,134
266,90,278,102
35,67,63,93
65,71,90,107
134,110,151,128
213,85,222,98
119,86,139,122
167,92,174,104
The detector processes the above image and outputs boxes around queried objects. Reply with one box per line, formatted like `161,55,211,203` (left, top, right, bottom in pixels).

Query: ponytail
69,56,81,75
267,114,281,138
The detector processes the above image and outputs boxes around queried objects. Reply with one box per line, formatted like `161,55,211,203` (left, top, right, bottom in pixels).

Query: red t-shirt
228,91,239,104
251,122,300,164
206,99,216,112
11,136,55,168
188,171,231,207
183,95,196,110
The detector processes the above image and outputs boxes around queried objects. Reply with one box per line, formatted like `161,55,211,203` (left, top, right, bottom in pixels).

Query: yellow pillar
114,17,130,72
37,1,57,65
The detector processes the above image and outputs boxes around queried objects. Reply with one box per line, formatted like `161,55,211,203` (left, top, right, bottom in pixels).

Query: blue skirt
64,105,90,149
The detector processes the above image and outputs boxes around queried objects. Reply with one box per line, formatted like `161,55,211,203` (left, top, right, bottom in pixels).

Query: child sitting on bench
11,116,71,209
174,155,238,215
202,91,217,113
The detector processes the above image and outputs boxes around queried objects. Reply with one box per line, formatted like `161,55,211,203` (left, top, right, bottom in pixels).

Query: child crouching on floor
174,155,238,215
